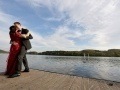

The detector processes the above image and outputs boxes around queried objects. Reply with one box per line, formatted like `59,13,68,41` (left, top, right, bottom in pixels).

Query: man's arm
25,34,33,39
22,29,33,40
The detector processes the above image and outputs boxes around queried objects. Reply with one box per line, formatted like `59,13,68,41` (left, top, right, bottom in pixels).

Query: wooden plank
34,73,66,90
104,81,120,90
45,74,69,90
10,70,48,90
0,70,45,90
81,77,100,90
26,72,60,90
98,80,111,90
51,75,75,90
84,78,100,90
0,69,120,90
70,76,84,90
0,74,7,82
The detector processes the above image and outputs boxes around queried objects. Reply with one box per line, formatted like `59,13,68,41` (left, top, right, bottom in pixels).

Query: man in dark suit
11,22,33,77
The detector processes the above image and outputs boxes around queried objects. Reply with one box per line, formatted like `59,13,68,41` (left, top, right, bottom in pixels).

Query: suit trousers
16,46,29,73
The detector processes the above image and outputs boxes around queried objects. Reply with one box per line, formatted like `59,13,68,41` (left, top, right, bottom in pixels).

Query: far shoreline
1,49,120,57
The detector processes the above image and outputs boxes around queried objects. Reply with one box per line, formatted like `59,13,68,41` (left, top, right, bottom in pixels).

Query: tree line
1,49,120,57
27,49,120,57
0,50,8,53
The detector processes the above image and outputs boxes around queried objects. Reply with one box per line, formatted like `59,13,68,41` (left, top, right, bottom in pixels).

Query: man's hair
14,22,21,25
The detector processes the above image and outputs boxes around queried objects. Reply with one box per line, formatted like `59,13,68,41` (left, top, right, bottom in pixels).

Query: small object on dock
108,83,113,86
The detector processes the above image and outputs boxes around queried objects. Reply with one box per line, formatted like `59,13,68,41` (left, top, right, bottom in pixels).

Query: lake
0,53,120,82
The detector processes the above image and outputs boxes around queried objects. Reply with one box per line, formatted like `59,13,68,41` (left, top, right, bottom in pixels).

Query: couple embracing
5,22,33,78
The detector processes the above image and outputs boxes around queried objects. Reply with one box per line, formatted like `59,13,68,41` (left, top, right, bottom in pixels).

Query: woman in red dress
5,26,29,77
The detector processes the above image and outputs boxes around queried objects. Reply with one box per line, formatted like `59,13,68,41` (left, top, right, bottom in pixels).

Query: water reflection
0,54,120,82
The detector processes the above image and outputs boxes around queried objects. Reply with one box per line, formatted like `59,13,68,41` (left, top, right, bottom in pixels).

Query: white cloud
23,0,120,50
1,0,120,51
0,9,80,51
0,10,18,50
30,26,83,51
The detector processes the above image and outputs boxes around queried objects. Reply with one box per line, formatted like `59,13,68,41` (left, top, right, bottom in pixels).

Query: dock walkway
0,69,120,90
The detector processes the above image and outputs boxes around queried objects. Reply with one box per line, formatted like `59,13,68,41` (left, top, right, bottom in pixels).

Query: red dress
5,31,21,76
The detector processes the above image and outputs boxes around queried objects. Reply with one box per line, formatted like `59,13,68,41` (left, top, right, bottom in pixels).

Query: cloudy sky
0,0,120,52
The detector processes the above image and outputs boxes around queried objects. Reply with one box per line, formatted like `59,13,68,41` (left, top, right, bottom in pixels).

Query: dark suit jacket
21,28,33,50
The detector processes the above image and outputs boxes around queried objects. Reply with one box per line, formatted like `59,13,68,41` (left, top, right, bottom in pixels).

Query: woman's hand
21,34,26,38
20,32,30,38
12,41,18,45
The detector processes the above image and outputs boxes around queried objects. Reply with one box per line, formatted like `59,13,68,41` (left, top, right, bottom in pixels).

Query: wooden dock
0,69,120,90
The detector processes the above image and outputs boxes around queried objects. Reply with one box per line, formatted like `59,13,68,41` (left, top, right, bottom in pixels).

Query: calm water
0,53,120,82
